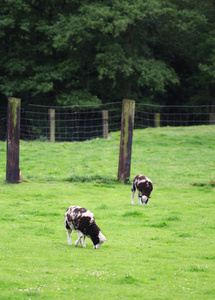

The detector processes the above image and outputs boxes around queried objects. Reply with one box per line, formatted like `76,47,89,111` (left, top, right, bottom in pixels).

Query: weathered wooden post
209,112,215,125
6,97,21,183
154,113,160,127
102,110,108,139
118,99,135,183
49,108,55,142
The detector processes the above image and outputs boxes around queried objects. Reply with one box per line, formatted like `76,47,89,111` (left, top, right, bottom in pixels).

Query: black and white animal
65,205,106,249
131,175,153,205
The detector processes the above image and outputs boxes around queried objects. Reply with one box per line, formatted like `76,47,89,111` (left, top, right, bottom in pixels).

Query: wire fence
135,103,215,128
0,102,214,141
0,107,7,140
20,102,122,141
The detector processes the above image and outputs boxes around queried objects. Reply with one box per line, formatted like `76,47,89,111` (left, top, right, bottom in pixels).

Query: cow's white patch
138,178,146,183
145,176,152,183
99,231,107,243
141,195,148,204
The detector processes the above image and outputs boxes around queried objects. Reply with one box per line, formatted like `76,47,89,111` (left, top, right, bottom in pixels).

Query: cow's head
93,232,106,249
140,195,150,205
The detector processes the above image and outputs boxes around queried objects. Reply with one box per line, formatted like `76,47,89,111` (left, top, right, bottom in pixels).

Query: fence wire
135,103,214,128
0,102,214,141
20,103,122,141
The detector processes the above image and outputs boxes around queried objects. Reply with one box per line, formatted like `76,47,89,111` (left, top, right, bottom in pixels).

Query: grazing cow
65,205,106,249
131,175,153,205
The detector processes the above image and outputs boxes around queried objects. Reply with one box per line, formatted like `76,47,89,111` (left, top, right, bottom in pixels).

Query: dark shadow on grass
96,204,109,210
150,222,168,228
122,211,144,218
147,216,181,228
191,180,215,188
64,175,119,184
189,266,206,272
201,255,215,260
166,216,181,221
117,275,140,285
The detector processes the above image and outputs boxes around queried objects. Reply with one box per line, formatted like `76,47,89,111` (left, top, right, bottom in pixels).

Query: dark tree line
0,0,215,108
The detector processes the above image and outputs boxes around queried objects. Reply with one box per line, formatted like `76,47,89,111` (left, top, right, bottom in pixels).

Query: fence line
135,104,214,128
20,103,122,141
0,102,214,141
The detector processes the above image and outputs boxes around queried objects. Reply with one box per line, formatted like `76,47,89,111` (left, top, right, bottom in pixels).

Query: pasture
0,125,214,299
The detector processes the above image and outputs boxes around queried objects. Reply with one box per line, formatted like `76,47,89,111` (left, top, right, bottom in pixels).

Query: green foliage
135,58,179,92
56,90,101,106
0,0,215,105
0,126,215,299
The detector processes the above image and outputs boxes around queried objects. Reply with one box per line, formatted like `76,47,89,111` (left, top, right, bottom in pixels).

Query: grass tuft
191,179,215,188
118,275,140,285
65,175,117,184
122,211,143,218
189,266,206,272
96,204,109,210
202,255,215,260
166,216,180,221
210,178,215,187
150,221,168,228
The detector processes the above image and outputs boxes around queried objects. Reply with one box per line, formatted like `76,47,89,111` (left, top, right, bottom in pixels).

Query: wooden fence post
209,112,215,125
118,99,135,183
6,97,21,183
154,113,160,127
102,110,108,138
49,108,55,142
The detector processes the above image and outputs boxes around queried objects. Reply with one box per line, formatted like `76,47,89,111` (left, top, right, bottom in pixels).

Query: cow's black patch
74,207,87,214
67,213,73,222
76,216,100,245
65,220,70,230
91,234,100,246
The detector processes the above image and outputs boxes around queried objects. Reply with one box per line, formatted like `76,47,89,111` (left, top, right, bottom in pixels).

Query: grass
0,125,214,299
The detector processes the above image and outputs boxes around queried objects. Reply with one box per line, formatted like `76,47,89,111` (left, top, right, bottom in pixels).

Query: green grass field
0,125,214,299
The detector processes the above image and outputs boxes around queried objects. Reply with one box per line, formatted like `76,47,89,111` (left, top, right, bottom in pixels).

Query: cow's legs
131,184,136,205
138,192,142,205
74,230,84,247
67,229,73,245
82,235,86,248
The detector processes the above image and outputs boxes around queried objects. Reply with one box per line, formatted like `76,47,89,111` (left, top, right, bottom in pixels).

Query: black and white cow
131,175,153,205
65,205,106,249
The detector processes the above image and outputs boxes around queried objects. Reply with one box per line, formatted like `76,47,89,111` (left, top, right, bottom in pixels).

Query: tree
50,0,181,104
0,0,77,105
155,0,215,105
0,0,215,106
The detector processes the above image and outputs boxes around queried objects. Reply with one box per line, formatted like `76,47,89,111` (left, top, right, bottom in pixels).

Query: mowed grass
0,125,214,299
